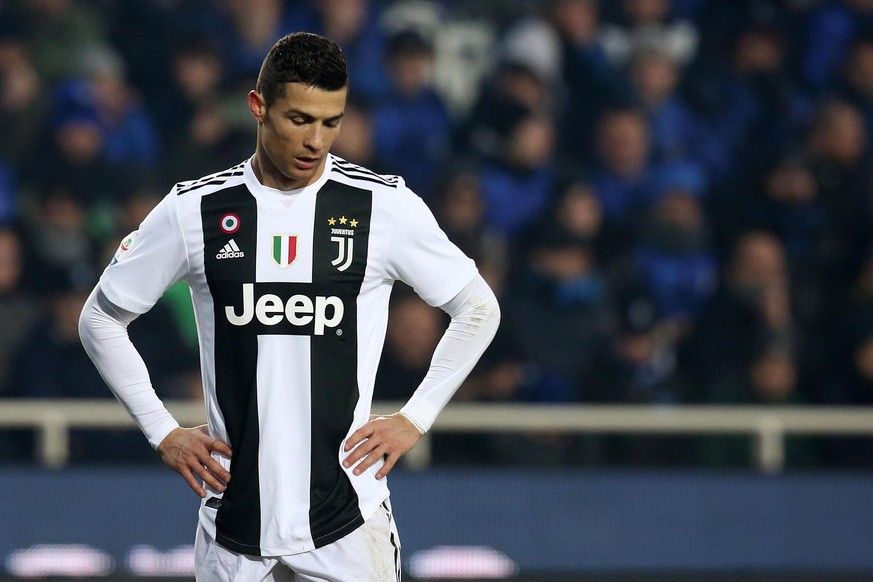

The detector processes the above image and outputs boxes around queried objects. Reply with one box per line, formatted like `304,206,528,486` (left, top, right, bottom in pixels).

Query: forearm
78,286,180,448
399,274,500,432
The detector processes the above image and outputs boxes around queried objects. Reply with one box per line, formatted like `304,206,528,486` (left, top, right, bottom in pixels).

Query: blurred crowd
3,0,873,468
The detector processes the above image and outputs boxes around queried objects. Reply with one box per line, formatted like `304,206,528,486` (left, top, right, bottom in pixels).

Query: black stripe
177,171,244,196
201,185,263,556
332,165,397,189
181,166,243,188
391,526,401,581
308,180,372,547
383,500,402,581
333,160,399,183
177,165,245,194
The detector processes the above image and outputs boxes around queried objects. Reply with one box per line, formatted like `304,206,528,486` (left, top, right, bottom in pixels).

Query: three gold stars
328,216,359,227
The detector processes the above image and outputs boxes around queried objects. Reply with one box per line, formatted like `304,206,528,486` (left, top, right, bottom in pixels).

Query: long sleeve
78,285,180,448
399,274,500,432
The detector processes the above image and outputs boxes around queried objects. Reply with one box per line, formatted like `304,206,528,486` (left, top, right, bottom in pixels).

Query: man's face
251,82,347,189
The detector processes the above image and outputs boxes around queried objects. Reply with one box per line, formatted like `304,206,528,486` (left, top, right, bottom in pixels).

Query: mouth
295,156,319,170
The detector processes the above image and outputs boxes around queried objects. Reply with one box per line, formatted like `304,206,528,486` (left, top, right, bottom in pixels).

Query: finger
344,426,372,451
343,439,379,469
375,453,399,480
179,465,206,497
210,438,233,458
196,464,228,493
201,455,231,486
342,442,373,469
351,446,387,475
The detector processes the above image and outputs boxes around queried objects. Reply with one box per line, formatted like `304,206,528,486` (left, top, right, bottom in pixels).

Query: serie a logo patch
110,231,137,265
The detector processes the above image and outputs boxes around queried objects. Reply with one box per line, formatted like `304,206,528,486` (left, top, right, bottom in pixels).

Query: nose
304,125,323,152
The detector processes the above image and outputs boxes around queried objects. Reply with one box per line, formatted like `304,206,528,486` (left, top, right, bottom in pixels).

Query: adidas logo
216,239,245,259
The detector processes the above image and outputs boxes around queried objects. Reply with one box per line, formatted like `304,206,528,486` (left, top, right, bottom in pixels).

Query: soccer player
78,32,500,581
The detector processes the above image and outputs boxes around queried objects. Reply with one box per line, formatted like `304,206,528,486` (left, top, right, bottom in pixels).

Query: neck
251,150,327,191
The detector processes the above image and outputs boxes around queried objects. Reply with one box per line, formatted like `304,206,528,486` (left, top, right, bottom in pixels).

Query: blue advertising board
1,467,872,577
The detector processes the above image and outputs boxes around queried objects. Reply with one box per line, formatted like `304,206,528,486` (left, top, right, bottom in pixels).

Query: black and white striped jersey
98,155,477,557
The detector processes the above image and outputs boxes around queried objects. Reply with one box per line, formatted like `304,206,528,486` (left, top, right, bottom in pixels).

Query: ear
248,90,266,122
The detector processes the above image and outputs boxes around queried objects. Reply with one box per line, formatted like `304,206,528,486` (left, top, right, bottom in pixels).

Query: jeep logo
225,283,344,335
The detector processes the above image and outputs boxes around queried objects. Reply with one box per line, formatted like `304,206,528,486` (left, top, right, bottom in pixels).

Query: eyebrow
287,109,344,123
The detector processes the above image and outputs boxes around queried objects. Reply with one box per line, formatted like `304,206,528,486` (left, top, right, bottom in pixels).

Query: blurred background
2,0,873,580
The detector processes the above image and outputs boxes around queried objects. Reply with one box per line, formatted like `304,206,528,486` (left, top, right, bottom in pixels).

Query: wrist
398,412,426,435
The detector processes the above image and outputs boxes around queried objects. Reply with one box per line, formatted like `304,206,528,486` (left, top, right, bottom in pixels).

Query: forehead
272,82,348,116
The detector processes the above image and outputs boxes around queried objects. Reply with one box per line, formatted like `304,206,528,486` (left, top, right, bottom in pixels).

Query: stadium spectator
459,54,554,163
12,0,107,89
151,36,225,145
600,0,700,69
627,164,717,340
477,110,559,237
803,98,873,290
627,44,729,179
536,172,627,272
548,176,607,246
589,106,663,228
18,183,99,296
21,89,121,207
372,28,452,201
598,288,688,405
74,45,160,169
696,21,812,179
500,9,564,99
433,167,509,295
681,230,798,399
0,226,38,463
697,339,820,468
547,0,631,164
837,35,873,140
801,0,873,93
0,26,47,171
821,272,873,465
723,152,837,356
288,0,390,103
330,96,385,169
739,154,826,267
0,227,39,394
157,37,253,184
220,0,298,81
499,220,614,402
593,288,694,465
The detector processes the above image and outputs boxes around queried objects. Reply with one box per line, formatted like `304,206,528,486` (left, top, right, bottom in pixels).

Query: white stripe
256,335,314,552
229,239,240,252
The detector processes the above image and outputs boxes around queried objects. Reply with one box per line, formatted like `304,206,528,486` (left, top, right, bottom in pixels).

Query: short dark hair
257,32,348,106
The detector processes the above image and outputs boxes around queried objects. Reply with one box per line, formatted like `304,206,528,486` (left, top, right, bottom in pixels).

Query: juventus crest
327,216,358,272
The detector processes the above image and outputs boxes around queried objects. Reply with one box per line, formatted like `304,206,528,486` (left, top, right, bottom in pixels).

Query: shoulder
327,155,405,193
174,161,247,198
